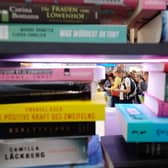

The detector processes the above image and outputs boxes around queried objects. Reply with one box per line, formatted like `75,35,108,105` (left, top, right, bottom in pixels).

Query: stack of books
0,65,106,168
101,62,168,167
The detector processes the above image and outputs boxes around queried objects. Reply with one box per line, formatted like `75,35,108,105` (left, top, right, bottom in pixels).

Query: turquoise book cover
116,104,168,142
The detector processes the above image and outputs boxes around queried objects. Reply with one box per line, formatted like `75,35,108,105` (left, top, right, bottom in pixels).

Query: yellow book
0,100,105,122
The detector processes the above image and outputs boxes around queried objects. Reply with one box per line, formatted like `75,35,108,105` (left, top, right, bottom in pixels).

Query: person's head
108,73,115,82
113,67,124,78
135,73,143,82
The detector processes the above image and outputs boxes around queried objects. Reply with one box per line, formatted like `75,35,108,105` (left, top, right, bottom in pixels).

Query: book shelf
0,42,167,55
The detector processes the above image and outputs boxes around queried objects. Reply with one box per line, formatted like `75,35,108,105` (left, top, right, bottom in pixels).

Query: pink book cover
144,92,168,117
128,0,166,29
0,67,95,82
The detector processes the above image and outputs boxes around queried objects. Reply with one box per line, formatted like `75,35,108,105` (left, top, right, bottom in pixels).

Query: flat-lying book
0,82,91,103
101,135,168,168
116,104,168,142
0,100,105,122
0,136,89,167
0,122,95,139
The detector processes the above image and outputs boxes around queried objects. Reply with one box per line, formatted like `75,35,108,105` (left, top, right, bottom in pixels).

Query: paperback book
0,24,127,43
0,136,89,167
0,122,95,139
116,104,168,142
0,66,105,82
25,135,104,168
0,100,105,122
0,82,91,103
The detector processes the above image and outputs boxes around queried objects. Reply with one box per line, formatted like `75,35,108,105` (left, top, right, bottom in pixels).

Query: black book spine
0,122,95,139
0,2,100,24
0,82,91,103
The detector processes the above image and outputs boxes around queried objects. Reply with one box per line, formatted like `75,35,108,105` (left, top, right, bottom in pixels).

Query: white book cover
0,137,88,168
147,72,166,101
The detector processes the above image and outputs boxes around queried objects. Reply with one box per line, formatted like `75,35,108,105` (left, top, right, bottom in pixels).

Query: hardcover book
0,100,105,122
144,93,168,116
116,104,168,142
0,122,95,139
147,72,168,101
0,24,127,43
0,2,100,24
101,135,168,168
0,136,89,167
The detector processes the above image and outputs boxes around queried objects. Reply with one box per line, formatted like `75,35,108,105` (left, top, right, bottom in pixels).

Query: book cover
0,122,95,139
101,135,168,168
0,100,105,122
0,2,100,24
0,24,127,43
24,135,104,168
0,136,89,167
144,92,168,116
116,104,168,142
0,67,95,82
147,72,168,101
0,82,91,104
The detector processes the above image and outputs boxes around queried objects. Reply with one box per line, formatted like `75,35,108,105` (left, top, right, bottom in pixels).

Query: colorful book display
116,104,168,142
0,136,89,167
0,2,100,24
0,24,127,43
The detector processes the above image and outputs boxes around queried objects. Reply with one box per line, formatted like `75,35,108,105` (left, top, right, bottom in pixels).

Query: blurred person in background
111,67,122,107
104,72,115,107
